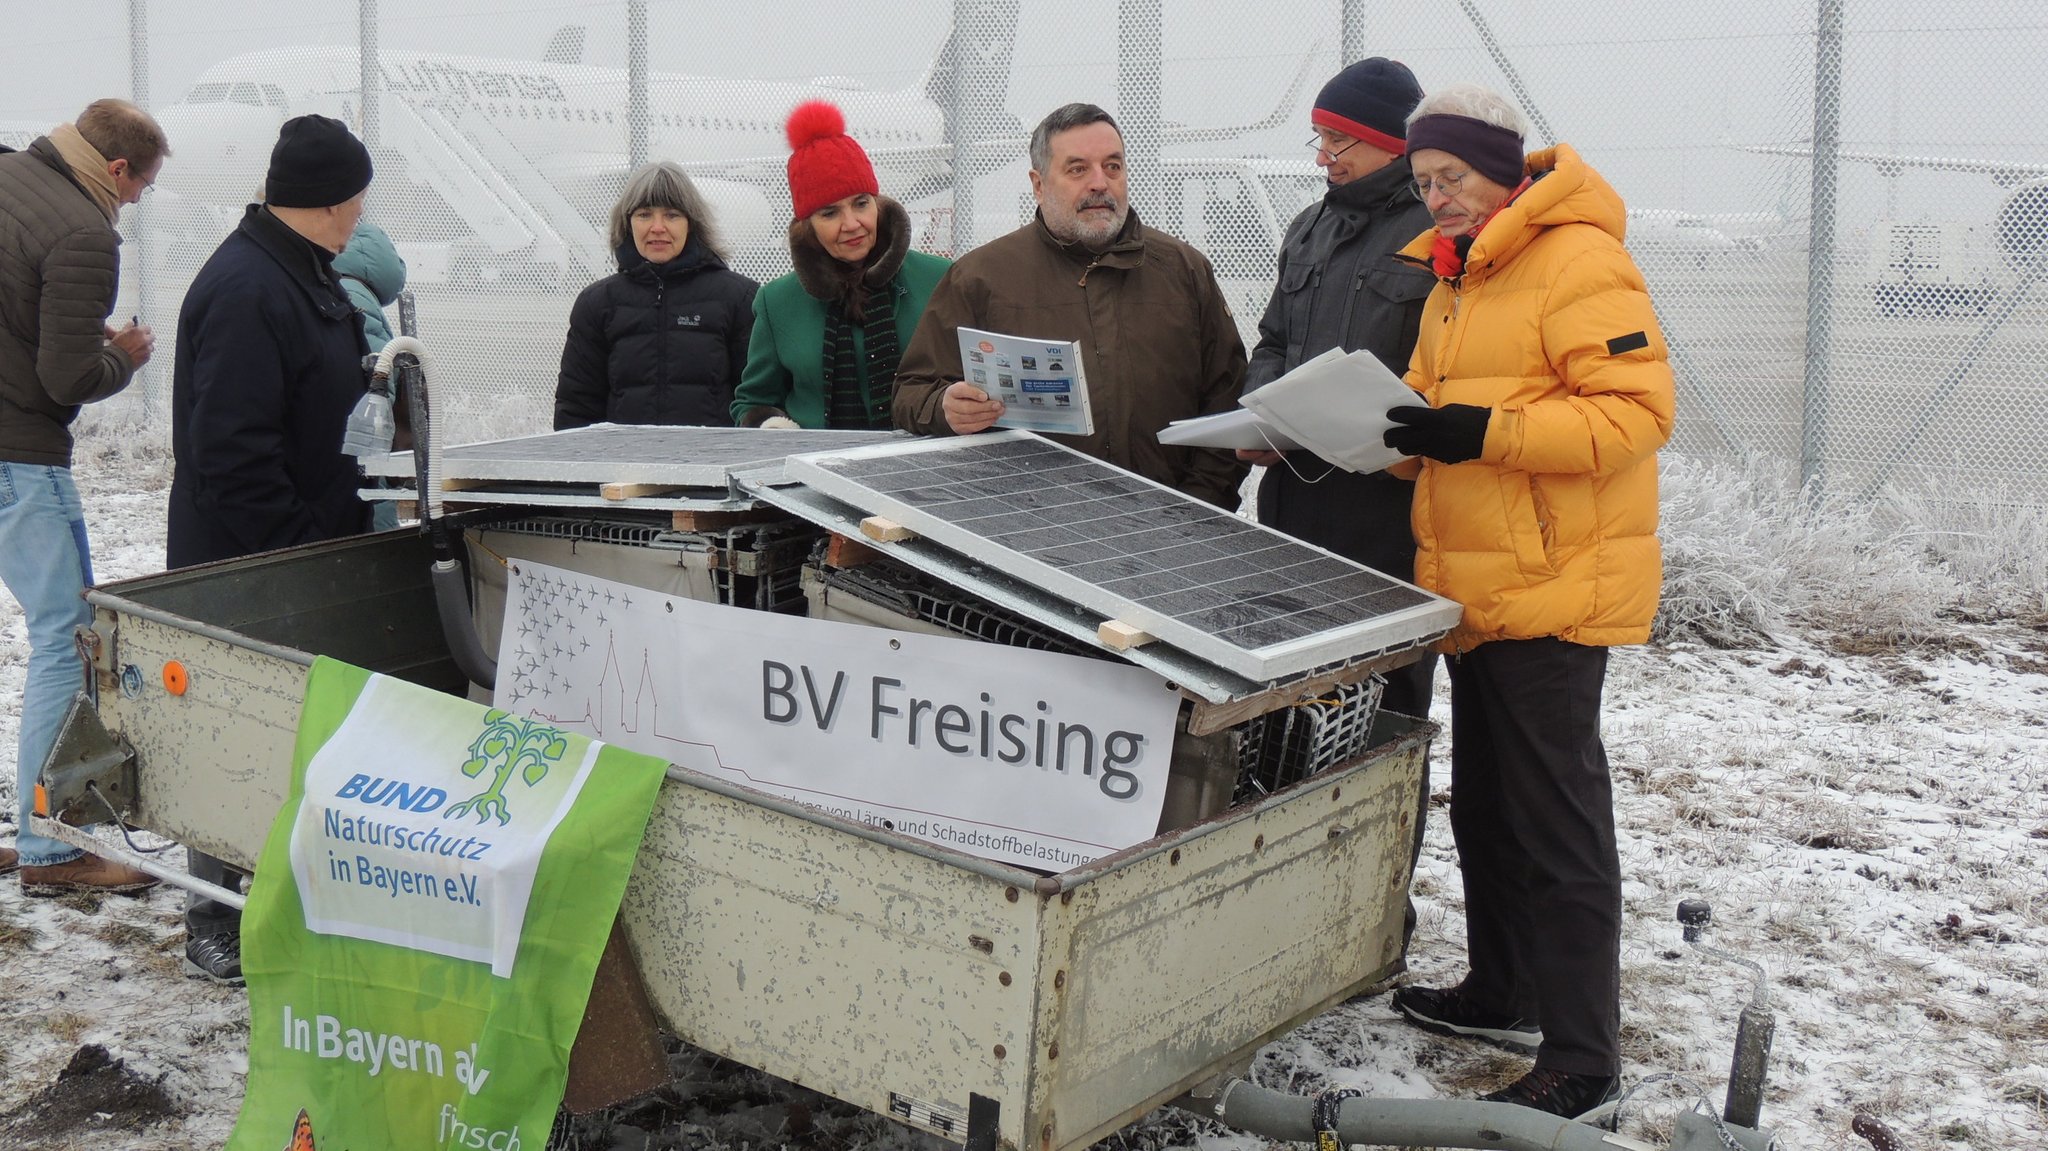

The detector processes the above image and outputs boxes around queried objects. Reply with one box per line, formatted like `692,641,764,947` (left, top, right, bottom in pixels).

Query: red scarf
1430,176,1534,279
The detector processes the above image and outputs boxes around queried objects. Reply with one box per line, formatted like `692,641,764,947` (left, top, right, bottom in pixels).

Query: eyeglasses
1411,170,1472,201
1306,133,1360,161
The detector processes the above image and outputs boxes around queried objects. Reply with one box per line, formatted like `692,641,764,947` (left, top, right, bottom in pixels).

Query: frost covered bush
1884,488,2048,619
1654,453,1961,645
71,390,172,481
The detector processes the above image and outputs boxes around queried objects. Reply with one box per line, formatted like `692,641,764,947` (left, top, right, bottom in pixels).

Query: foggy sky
4,0,2044,226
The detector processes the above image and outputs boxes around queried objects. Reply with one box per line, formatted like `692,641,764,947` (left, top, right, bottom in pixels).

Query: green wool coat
732,248,951,429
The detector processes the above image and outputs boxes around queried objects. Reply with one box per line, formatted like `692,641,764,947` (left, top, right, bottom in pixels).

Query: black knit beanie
265,115,373,208
1311,57,1423,155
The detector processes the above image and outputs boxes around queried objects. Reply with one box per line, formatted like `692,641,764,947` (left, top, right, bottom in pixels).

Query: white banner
289,675,603,977
495,561,1182,870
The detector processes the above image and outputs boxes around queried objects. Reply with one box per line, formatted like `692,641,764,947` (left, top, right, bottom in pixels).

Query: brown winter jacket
1394,143,1675,652
0,137,137,467
892,210,1248,508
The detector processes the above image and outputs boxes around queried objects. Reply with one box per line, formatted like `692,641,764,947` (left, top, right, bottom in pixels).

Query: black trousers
187,848,247,938
1446,637,1620,1076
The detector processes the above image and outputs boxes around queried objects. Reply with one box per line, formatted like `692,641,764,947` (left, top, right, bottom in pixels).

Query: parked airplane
145,18,1320,286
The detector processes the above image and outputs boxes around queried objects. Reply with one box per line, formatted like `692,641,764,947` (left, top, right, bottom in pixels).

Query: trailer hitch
36,691,138,826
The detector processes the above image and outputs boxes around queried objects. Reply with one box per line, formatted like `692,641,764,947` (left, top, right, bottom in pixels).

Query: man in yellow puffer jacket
1376,83,1675,1124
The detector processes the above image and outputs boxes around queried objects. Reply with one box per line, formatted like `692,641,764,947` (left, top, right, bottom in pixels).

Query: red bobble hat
785,101,879,220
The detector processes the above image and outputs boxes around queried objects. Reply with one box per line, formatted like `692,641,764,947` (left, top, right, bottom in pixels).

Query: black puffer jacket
554,236,758,429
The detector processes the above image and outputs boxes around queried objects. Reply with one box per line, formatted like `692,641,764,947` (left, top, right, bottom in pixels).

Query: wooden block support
859,516,918,543
600,481,685,501
1097,619,1155,651
825,533,884,569
670,507,783,532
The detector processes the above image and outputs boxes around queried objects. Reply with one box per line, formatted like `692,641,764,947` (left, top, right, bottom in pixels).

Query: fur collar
790,195,913,302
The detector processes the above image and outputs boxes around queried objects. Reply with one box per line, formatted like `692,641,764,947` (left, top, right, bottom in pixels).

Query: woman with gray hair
1377,82,1676,1123
554,160,758,428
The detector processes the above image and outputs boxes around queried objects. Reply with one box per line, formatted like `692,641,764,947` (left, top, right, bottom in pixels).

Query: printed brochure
957,326,1095,436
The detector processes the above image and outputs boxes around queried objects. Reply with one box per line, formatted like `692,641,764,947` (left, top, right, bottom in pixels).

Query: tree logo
445,710,569,826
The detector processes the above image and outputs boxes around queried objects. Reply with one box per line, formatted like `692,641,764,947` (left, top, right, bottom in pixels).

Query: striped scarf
822,286,900,430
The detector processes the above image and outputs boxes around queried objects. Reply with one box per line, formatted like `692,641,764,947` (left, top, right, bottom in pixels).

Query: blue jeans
0,461,93,867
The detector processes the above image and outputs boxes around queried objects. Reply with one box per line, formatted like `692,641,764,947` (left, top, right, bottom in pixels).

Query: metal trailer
51,525,1434,1151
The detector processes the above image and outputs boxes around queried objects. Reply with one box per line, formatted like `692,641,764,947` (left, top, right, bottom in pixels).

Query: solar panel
361,424,901,487
782,431,1463,682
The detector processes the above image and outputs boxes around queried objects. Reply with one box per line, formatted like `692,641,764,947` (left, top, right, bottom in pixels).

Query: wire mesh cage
1231,676,1385,805
469,511,820,615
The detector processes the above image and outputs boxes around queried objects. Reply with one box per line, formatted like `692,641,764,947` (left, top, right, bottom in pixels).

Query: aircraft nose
153,104,282,204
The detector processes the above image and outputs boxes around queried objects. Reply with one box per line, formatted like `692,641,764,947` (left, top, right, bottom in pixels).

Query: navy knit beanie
265,115,373,208
1312,58,1423,155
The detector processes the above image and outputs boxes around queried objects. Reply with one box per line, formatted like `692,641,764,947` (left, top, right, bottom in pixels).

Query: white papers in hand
1237,347,1419,474
1157,408,1302,452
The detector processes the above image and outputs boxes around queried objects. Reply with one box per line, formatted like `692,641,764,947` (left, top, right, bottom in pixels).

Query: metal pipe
627,0,649,168
1341,0,1366,66
949,0,975,255
129,0,153,416
1724,1002,1776,1129
1800,0,1844,492
377,335,498,688
1185,1080,1616,1151
359,0,380,146
1116,0,1164,226
31,815,248,910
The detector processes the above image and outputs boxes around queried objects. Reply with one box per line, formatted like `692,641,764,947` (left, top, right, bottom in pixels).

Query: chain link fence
6,0,2044,500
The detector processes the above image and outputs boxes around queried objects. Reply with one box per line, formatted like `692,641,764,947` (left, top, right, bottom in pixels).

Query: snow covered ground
2,429,2044,1150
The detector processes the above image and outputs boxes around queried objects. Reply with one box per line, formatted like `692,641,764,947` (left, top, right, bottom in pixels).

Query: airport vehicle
1744,143,2048,309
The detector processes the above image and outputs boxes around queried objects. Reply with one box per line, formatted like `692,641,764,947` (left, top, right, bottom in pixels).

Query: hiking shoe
185,931,245,986
1481,1066,1622,1126
1390,983,1542,1053
0,847,17,875
20,853,159,896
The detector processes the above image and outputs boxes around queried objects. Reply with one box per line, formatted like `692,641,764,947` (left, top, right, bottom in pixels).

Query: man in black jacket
1240,60,1438,957
1240,59,1437,719
167,114,375,983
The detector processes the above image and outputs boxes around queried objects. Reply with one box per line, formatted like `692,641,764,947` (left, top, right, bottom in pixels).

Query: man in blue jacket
168,113,375,983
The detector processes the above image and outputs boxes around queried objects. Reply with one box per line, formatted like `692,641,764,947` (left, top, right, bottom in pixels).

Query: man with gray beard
892,103,1246,507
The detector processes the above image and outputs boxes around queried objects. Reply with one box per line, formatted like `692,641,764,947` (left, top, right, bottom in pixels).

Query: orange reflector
163,661,189,696
33,782,48,816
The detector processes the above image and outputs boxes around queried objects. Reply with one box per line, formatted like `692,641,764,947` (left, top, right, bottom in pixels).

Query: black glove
1384,404,1490,464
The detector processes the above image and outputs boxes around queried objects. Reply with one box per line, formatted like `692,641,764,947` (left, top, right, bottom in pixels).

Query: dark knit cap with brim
265,114,373,208
1311,57,1423,155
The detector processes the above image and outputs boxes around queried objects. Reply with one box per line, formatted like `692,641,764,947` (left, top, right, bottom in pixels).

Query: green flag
228,657,668,1149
